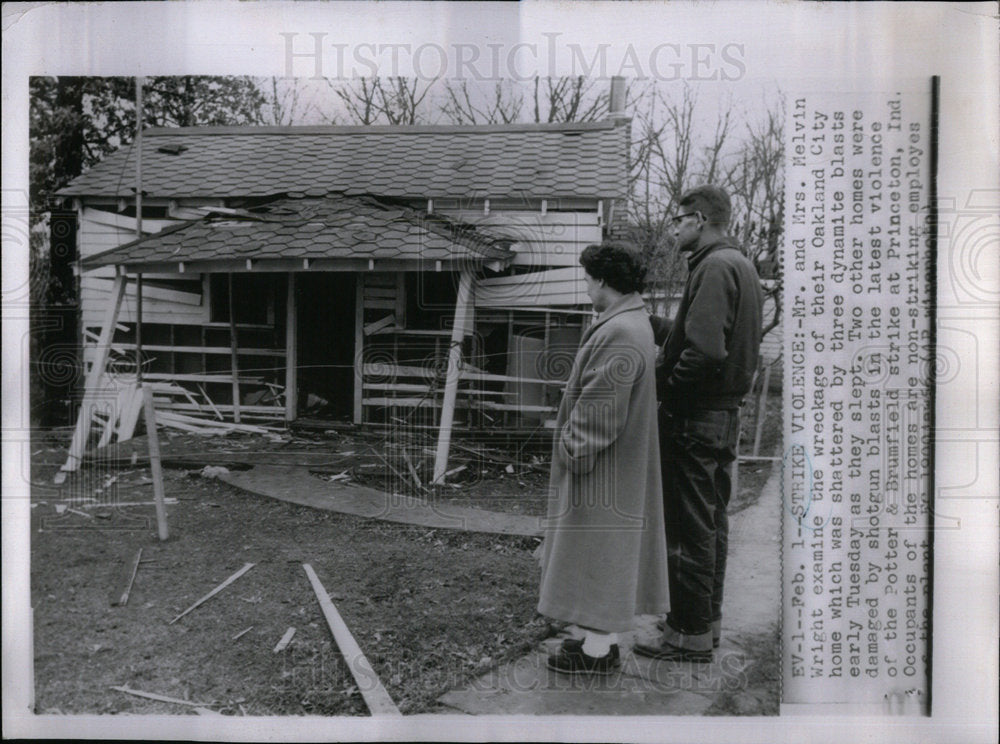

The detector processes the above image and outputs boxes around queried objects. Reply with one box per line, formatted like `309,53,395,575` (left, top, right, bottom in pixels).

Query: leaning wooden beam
433,269,474,484
363,314,395,336
169,562,255,625
56,273,127,482
142,386,169,541
116,384,145,443
285,273,297,422
227,273,241,424
302,564,401,716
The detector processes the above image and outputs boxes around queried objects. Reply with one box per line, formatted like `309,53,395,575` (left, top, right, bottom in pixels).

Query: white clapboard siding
81,282,207,327
475,267,589,308
79,208,177,258
83,275,203,306
79,208,190,326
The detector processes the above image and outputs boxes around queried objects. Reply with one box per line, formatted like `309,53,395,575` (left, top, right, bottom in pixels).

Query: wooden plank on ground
169,563,255,625
110,548,143,607
110,685,212,708
273,627,296,653
302,564,401,717
232,626,254,642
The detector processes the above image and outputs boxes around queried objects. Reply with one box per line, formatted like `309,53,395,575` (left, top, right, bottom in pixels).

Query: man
635,186,763,662
539,241,668,675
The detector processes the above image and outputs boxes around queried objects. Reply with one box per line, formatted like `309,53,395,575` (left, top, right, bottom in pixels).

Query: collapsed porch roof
83,192,517,273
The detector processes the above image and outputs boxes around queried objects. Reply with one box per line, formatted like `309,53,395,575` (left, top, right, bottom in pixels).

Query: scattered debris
306,394,328,409
231,626,254,642
169,563,256,625
82,499,179,509
444,465,467,478
111,548,143,607
273,627,296,653
199,465,231,479
110,685,214,708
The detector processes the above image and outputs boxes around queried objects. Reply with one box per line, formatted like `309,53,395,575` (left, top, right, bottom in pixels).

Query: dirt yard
28,396,780,716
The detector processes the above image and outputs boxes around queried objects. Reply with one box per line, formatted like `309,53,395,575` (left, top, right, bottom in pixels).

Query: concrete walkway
437,460,782,716
220,465,543,536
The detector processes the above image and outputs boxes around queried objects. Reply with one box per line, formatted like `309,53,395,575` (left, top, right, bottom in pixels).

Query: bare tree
531,76,608,123
440,80,523,124
330,77,435,125
261,78,321,126
724,101,785,337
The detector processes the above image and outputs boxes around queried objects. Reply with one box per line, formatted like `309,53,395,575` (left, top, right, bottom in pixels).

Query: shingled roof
82,192,516,271
60,121,628,200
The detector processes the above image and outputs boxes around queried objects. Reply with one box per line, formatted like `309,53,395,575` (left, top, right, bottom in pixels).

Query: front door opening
295,273,356,419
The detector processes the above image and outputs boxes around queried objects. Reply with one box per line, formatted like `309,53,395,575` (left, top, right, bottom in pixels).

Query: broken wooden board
273,627,296,653
169,563,255,624
302,564,401,717
110,685,214,708
110,548,143,607
219,466,542,537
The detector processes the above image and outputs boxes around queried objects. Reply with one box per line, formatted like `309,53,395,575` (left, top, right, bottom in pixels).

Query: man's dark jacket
657,238,763,413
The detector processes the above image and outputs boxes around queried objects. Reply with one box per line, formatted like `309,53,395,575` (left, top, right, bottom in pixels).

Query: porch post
353,275,364,424
433,269,474,484
285,273,297,422
227,273,241,423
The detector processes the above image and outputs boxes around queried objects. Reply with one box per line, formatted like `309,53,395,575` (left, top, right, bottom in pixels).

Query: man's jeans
659,407,740,651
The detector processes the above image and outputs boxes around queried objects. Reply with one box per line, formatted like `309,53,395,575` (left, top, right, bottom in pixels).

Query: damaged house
56,97,631,481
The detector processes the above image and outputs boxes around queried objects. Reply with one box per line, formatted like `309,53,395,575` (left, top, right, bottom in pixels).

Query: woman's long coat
537,293,669,632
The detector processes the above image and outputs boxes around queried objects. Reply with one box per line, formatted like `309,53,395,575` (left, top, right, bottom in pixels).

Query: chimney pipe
608,76,627,121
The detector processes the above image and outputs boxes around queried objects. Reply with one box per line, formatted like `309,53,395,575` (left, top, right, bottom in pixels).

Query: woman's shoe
545,638,621,675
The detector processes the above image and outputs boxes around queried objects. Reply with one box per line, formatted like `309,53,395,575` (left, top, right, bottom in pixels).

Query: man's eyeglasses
670,212,700,226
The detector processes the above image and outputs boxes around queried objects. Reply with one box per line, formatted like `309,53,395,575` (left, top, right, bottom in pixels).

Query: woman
538,241,669,675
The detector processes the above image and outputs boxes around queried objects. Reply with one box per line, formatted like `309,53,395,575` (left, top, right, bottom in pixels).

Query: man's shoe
655,619,720,648
546,638,620,675
633,639,713,662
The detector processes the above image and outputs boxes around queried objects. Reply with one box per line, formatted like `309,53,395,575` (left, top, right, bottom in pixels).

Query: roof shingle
83,194,516,269
60,122,628,200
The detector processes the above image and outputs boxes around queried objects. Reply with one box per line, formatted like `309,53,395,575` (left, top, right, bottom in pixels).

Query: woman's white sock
581,630,618,657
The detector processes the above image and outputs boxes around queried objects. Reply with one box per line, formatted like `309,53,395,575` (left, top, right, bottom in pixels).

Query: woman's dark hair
579,241,647,294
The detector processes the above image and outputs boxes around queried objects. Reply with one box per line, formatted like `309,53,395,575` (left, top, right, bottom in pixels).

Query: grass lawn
28,391,780,716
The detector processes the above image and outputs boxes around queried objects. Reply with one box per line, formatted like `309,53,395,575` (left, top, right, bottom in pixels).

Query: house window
209,274,275,325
